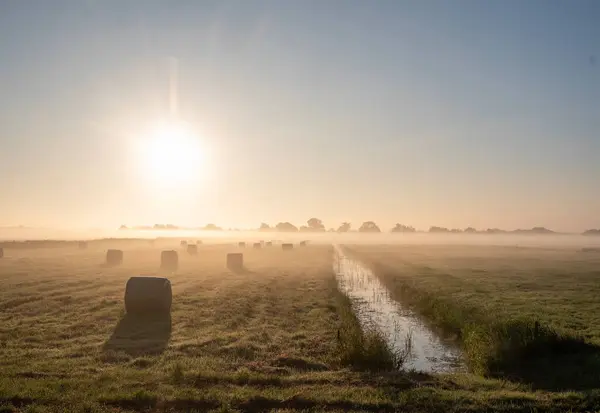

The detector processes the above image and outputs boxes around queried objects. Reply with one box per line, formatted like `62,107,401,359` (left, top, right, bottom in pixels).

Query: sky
0,0,598,232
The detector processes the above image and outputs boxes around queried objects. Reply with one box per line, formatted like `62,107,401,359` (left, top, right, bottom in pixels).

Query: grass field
347,244,600,390
1,241,600,412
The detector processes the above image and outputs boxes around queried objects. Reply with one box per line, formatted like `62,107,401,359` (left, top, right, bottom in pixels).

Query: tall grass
378,273,594,377
331,280,405,371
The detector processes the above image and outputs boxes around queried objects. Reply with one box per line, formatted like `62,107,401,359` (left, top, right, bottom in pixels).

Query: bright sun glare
140,120,207,188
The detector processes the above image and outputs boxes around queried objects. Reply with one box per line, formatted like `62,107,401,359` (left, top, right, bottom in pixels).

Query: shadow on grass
98,262,121,268
228,265,255,274
489,335,600,391
103,394,397,412
102,313,171,357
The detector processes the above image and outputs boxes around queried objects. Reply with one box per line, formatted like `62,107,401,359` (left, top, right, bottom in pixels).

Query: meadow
0,240,599,412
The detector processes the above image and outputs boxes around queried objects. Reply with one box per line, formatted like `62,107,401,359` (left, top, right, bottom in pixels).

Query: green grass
347,244,600,390
1,241,600,411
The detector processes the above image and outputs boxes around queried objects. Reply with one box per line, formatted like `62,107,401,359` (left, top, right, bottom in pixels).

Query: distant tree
337,222,351,233
119,225,128,230
464,227,477,233
203,223,222,231
276,222,299,232
359,221,381,233
512,227,554,234
259,223,271,231
531,227,554,234
391,224,416,233
583,229,600,236
429,226,450,233
450,228,462,233
485,228,506,234
307,218,325,231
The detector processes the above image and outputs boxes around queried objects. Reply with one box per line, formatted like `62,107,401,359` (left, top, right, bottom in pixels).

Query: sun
140,120,208,188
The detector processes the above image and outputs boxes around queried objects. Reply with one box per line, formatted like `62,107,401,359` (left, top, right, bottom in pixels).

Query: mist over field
2,227,600,249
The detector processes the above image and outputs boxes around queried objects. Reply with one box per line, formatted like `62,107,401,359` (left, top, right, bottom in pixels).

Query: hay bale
124,276,172,314
265,242,272,247
227,253,243,270
300,241,307,247
161,250,179,271
282,243,293,250
187,244,198,255
180,240,187,247
78,241,87,250
0,248,3,258
196,240,203,245
106,249,123,265
253,243,262,249
238,242,246,248
581,247,600,253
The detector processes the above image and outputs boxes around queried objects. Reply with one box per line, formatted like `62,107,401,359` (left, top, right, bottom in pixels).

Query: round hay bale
187,244,198,255
282,243,294,250
581,247,600,253
265,241,272,247
106,249,123,265
78,241,88,250
253,243,262,249
238,242,246,248
161,250,179,271
124,276,172,314
227,253,243,270
300,241,307,247
180,240,187,247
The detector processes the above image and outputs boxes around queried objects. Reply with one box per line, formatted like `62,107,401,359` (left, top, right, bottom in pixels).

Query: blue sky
0,0,598,231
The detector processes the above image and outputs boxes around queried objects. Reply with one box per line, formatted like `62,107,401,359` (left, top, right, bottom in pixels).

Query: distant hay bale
253,243,262,249
187,244,198,255
300,241,307,247
227,253,243,270
180,240,187,247
581,247,600,253
124,276,172,314
260,240,265,246
196,240,203,245
106,249,123,265
238,242,246,248
160,250,179,271
78,241,87,250
282,243,293,250
265,241,272,247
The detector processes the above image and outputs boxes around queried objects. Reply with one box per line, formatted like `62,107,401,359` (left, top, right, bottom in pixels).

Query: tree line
260,220,599,235
119,221,600,235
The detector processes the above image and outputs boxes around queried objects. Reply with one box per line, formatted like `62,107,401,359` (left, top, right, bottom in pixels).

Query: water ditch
334,245,465,373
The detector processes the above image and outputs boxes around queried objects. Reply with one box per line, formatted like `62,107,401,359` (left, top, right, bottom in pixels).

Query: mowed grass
347,244,600,390
1,241,600,412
